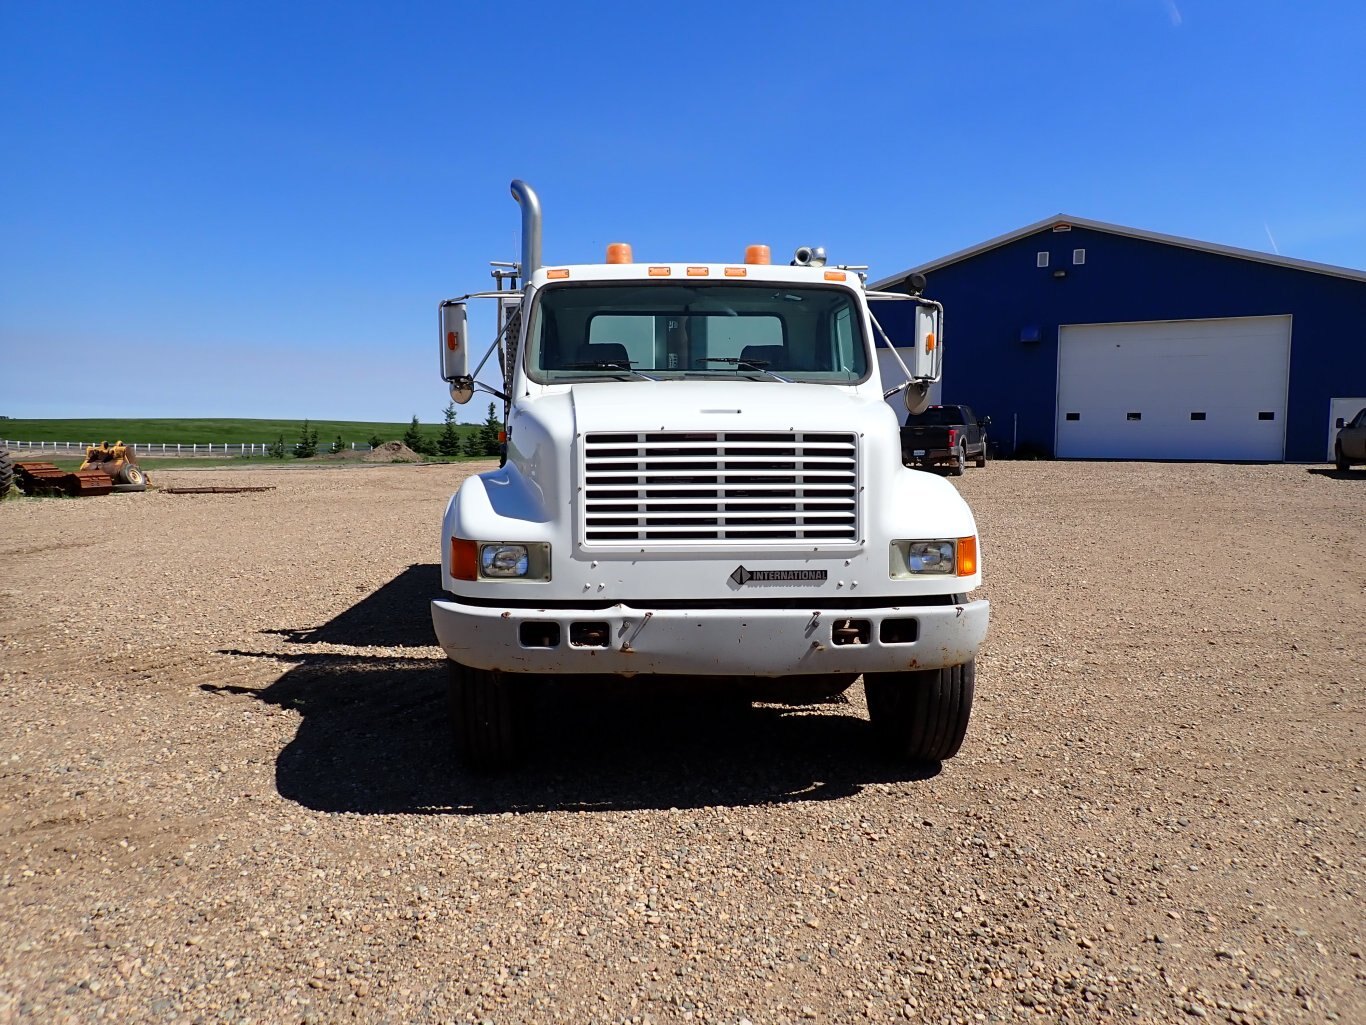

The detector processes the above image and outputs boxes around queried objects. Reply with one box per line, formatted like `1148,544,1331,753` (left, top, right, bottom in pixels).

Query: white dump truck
432,181,988,767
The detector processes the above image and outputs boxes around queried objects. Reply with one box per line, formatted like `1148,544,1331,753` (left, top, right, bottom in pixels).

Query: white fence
1,439,376,455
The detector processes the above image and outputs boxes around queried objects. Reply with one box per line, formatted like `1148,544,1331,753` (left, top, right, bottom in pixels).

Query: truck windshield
525,283,869,384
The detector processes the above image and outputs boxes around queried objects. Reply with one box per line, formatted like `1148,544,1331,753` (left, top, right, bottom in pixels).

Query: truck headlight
896,540,955,575
890,537,978,578
450,538,551,581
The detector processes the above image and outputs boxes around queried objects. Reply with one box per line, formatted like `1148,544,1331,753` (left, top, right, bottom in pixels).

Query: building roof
869,214,1366,290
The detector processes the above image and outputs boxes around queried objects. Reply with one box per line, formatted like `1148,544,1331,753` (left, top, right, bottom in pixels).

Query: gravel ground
1,460,1361,1025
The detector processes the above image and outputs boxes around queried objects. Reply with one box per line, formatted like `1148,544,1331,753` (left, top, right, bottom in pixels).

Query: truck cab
431,182,989,768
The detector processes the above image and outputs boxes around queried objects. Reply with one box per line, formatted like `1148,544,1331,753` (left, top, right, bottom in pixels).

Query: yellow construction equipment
79,441,148,491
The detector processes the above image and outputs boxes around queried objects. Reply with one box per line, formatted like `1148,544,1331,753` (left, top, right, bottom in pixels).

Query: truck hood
566,380,896,435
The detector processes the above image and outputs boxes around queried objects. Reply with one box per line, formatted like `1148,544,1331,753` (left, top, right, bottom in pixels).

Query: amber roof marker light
744,244,771,265
606,242,633,264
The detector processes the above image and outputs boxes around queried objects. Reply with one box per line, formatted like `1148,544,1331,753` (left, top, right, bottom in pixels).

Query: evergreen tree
268,434,286,459
438,402,462,457
367,433,384,449
293,419,319,458
479,402,502,456
329,435,344,455
402,415,430,455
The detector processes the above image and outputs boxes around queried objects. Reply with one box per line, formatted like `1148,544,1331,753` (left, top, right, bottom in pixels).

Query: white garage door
1056,316,1291,460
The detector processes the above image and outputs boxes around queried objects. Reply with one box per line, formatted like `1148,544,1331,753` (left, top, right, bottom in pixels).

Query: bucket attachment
66,470,114,497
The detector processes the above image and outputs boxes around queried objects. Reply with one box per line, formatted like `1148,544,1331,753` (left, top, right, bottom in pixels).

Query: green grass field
0,416,479,447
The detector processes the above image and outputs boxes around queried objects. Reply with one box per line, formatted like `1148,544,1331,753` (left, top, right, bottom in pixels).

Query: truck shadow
260,563,440,648
206,651,939,815
223,562,940,813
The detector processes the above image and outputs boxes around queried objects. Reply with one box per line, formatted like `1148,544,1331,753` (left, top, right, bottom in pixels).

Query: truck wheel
448,659,524,769
863,660,975,762
949,444,966,476
975,444,987,468
0,452,13,498
1335,443,1350,472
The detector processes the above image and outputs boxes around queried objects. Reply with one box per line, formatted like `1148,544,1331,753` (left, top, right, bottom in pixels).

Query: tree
329,435,344,455
267,434,286,459
367,433,384,449
402,415,430,455
438,402,462,457
293,419,319,458
479,402,502,457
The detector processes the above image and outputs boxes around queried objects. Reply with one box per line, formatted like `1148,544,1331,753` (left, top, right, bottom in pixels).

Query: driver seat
572,342,631,365
739,344,789,369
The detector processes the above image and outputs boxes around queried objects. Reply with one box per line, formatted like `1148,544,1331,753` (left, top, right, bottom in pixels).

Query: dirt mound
361,441,423,463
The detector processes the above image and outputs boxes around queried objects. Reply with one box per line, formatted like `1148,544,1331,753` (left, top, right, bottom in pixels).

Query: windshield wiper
562,360,659,381
695,356,791,382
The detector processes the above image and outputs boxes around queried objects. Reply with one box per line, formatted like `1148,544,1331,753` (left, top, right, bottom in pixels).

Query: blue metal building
871,217,1366,462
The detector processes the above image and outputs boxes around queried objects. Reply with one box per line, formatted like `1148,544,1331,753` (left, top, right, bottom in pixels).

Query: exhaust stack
509,180,542,279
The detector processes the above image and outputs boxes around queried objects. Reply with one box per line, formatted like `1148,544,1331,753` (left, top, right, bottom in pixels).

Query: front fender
873,466,983,590
441,463,556,583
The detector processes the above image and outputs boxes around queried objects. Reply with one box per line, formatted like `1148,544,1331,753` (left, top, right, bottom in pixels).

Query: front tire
448,659,525,769
1336,443,1350,472
864,661,975,762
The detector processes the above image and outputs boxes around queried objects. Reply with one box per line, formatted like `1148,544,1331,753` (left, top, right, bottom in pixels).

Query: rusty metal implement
79,441,148,491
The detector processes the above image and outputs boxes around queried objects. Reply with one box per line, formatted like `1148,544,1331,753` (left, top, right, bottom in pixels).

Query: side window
832,306,856,372
1354,409,1366,428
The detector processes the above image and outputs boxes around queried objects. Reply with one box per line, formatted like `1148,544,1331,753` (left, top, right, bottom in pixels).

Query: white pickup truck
431,181,988,768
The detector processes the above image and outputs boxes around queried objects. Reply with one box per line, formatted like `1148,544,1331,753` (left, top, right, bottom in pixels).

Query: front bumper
431,597,989,676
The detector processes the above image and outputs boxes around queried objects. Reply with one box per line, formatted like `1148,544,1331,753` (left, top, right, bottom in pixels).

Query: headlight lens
906,541,955,574
481,543,530,577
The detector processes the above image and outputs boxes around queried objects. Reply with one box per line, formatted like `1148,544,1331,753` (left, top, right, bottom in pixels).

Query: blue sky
2,1,1363,424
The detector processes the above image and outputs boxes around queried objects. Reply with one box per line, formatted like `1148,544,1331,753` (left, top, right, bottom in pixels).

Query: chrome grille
582,431,858,545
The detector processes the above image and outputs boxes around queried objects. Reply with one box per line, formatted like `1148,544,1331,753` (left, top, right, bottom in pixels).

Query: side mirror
907,304,942,383
981,416,992,428
1336,417,1346,429
440,301,473,403
903,381,931,415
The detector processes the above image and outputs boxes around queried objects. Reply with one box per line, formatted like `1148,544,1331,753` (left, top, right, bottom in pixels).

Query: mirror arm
474,381,509,403
869,295,945,398
455,301,522,384
871,310,918,398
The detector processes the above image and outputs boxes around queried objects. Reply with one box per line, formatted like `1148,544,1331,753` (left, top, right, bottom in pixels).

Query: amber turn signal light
956,536,978,576
451,538,479,581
